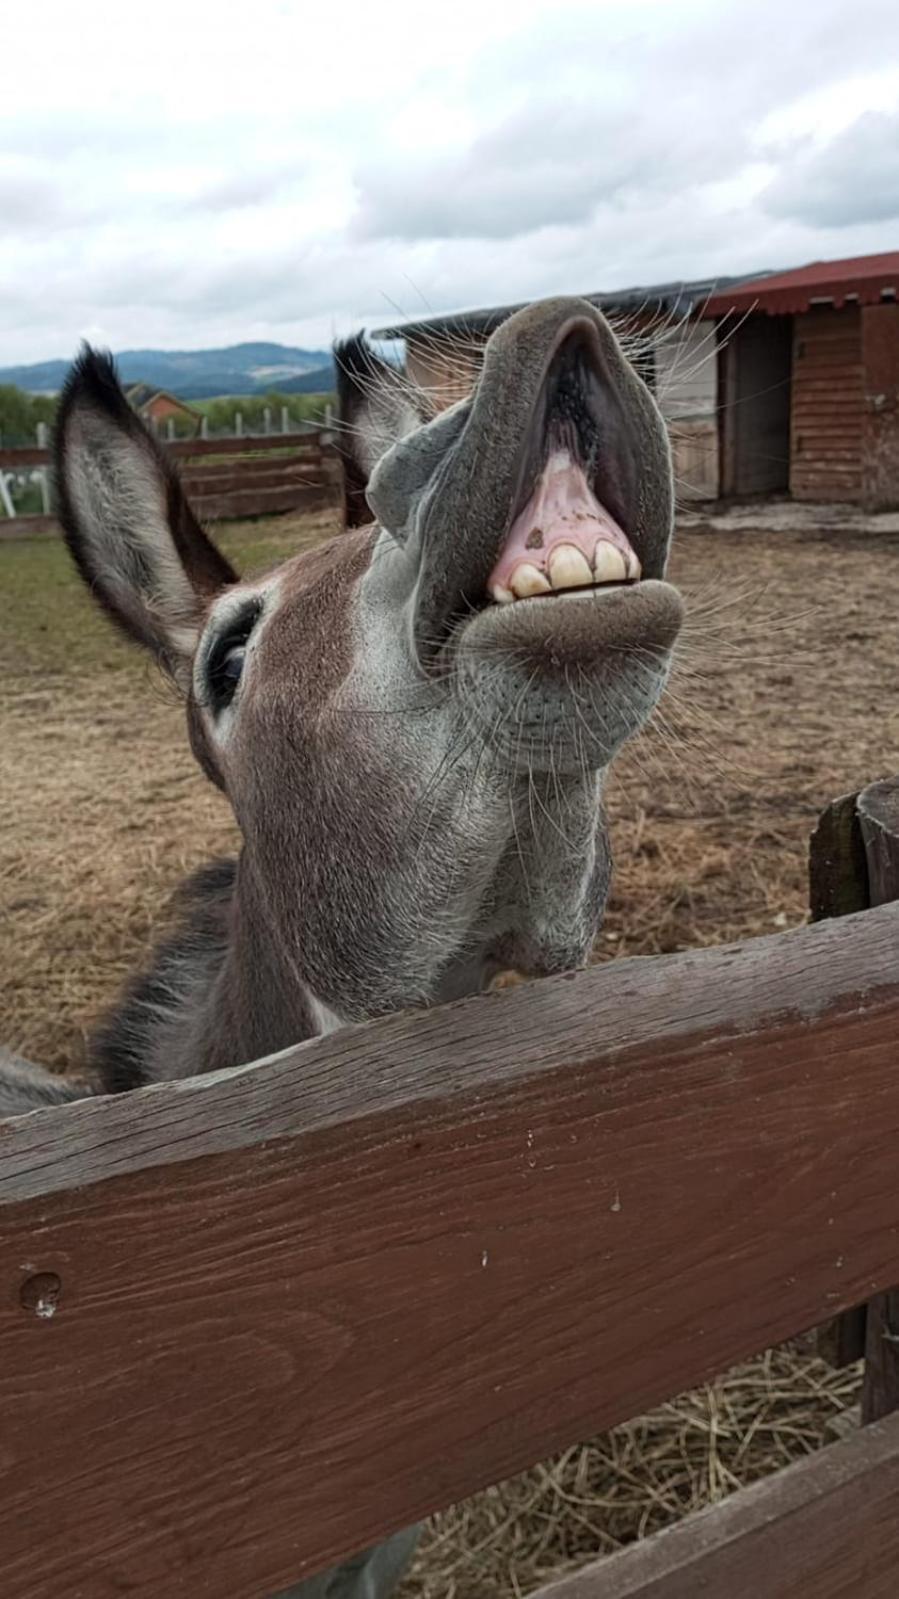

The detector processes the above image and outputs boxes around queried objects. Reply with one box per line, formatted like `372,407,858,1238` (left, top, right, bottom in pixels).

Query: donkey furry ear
54,347,237,673
333,334,430,527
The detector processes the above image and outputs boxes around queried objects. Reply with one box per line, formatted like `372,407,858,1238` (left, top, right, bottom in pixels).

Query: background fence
1,780,899,1596
0,424,342,538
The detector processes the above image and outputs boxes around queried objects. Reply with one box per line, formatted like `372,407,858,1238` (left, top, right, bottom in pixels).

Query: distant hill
0,341,335,400
272,364,339,394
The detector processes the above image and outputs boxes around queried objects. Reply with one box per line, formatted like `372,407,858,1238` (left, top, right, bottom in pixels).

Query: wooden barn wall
657,318,719,501
406,339,483,408
721,315,793,499
790,308,863,502
861,302,899,510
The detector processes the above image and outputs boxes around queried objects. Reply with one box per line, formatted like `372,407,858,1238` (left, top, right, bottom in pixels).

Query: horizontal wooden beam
0,514,58,540
180,461,323,493
2,902,899,1596
190,482,338,521
0,433,330,471
531,1412,899,1599
166,430,327,460
0,444,48,467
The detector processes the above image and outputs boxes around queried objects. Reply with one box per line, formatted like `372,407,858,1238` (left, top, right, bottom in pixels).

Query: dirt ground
3,506,899,1594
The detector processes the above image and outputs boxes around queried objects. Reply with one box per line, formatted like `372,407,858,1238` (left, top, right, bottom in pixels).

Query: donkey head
56,297,682,1030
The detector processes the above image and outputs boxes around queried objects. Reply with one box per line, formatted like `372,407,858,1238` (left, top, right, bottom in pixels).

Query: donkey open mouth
358,296,683,776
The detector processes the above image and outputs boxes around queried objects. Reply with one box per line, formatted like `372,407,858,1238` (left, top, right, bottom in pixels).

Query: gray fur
0,1049,94,1118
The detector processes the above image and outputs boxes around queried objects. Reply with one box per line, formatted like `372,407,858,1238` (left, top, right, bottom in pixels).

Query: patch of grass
1,509,340,678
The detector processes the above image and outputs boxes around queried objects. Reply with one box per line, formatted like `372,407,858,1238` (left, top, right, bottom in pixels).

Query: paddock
2,505,899,1596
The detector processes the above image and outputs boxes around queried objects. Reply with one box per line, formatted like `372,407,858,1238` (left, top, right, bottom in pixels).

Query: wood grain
530,1413,899,1599
857,780,899,1424
166,431,326,460
791,308,864,501
809,790,868,924
189,482,335,521
3,904,899,1595
810,789,871,1367
0,514,58,541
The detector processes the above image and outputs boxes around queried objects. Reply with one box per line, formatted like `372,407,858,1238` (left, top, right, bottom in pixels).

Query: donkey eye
205,602,261,713
221,645,246,684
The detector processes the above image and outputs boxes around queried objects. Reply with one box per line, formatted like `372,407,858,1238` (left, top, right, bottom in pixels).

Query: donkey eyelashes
201,598,263,714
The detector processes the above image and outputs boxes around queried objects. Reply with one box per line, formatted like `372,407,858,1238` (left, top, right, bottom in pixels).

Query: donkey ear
54,348,237,675
333,334,430,527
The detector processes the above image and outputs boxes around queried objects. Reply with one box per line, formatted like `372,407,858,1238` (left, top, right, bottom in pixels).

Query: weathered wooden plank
857,779,899,1424
3,904,899,1596
0,514,58,540
810,790,868,921
530,1413,899,1599
181,467,326,498
0,433,329,473
182,456,321,482
809,789,871,1367
859,780,899,904
190,482,337,521
0,444,48,468
1,480,339,537
179,449,322,479
166,430,325,460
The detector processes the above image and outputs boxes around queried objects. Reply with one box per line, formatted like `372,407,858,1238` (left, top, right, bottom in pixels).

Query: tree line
0,384,333,446
0,386,56,444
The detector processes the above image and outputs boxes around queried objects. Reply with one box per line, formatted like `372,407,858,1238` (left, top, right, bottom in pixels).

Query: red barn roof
704,251,899,316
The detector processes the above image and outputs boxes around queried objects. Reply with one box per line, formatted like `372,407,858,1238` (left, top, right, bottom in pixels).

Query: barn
125,383,200,435
374,276,754,502
706,252,899,508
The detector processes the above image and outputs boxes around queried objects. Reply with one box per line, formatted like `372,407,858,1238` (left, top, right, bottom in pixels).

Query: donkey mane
91,860,237,1094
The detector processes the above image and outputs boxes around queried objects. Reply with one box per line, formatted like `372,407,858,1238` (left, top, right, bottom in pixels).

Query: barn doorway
721,315,793,497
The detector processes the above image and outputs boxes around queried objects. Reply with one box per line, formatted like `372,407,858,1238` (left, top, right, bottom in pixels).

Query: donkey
1,295,683,1596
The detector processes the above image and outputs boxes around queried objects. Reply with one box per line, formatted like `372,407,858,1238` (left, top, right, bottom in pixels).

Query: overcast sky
2,0,898,364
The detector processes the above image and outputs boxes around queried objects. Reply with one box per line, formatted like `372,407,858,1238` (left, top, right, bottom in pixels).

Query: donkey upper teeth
510,562,552,598
548,544,594,591
489,581,515,604
593,542,630,584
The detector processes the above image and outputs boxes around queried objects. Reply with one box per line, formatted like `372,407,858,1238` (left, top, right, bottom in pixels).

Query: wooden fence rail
536,1413,899,1599
2,857,899,1596
0,430,341,537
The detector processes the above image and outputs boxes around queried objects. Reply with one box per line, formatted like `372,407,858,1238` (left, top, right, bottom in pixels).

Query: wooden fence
0,428,341,538
1,780,898,1597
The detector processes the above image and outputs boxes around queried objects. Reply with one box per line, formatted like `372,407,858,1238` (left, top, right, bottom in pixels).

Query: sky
1,0,898,365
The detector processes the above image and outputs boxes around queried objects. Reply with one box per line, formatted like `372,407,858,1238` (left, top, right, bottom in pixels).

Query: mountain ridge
0,341,335,400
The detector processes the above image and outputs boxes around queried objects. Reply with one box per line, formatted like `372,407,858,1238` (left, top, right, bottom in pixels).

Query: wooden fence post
809,792,870,1366
809,781,899,1401
0,469,14,518
34,422,52,514
281,405,289,434
234,411,243,437
200,415,209,440
857,781,899,1423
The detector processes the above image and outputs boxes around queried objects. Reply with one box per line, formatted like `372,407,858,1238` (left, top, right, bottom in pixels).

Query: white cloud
0,0,897,364
763,110,899,227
